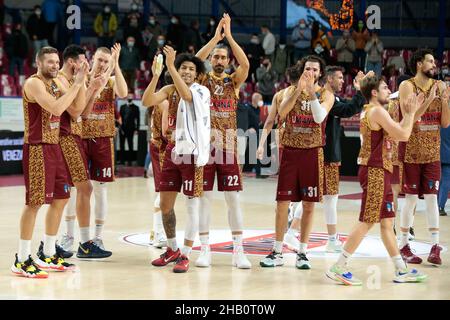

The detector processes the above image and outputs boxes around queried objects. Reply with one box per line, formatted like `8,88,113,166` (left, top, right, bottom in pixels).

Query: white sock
274,241,283,253
287,228,298,237
337,249,352,267
95,224,103,239
430,231,439,245
299,242,308,254
329,233,337,242
66,218,75,238
232,234,243,248
392,254,407,271
80,227,90,243
43,235,56,257
167,238,178,251
400,232,409,248
153,212,163,234
18,239,31,262
181,246,192,257
200,235,209,246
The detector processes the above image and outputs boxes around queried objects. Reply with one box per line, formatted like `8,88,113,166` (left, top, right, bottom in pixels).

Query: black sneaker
409,227,415,238
439,208,447,216
38,241,73,259
77,240,112,259
35,246,76,271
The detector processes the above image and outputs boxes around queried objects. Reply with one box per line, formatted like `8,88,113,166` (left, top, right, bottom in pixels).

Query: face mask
131,4,138,11
446,81,450,87
279,44,286,49
104,7,110,13
251,38,259,44
171,18,177,24
157,39,165,46
35,10,41,15
127,41,135,47
257,100,264,107
210,20,215,26
442,68,449,75
149,19,155,25
128,99,133,103
299,23,306,28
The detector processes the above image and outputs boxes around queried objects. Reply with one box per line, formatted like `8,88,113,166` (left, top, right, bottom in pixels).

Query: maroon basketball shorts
159,144,204,197
82,137,115,182
203,148,243,192
23,143,71,206
60,134,90,184
150,141,167,192
358,165,395,223
323,162,340,196
402,161,441,195
276,147,324,202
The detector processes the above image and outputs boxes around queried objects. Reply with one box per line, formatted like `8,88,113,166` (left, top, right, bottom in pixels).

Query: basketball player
144,47,210,273
326,75,427,285
76,44,128,257
56,45,109,258
398,49,450,266
11,47,87,278
265,56,334,269
143,72,173,248
195,13,252,269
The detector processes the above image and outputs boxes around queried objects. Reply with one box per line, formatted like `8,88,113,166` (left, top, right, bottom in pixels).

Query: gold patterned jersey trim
317,147,324,202
151,105,163,145
60,135,88,183
362,167,385,223
193,166,204,197
324,162,339,195
28,145,46,206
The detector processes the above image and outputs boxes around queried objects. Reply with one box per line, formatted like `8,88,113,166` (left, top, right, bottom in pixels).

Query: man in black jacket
5,23,28,76
119,93,141,165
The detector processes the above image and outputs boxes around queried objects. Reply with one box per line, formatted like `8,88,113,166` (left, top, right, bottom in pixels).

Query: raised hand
303,71,315,97
353,71,364,91
256,146,264,160
223,13,232,39
111,43,121,65
404,93,423,116
297,72,308,92
214,18,225,42
74,60,89,85
163,45,176,68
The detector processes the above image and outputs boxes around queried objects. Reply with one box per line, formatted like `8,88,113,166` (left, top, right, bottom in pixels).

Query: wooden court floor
0,175,449,300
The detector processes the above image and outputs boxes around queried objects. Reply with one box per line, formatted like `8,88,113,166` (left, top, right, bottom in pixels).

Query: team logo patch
386,202,393,212
120,230,447,259
64,184,70,193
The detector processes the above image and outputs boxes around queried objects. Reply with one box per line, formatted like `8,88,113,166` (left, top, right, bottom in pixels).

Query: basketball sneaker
76,240,112,259
151,247,181,266
173,255,190,273
400,244,422,264
11,254,48,279
260,251,284,267
408,227,415,241
326,264,362,286
60,234,74,252
295,253,311,270
427,244,442,266
153,232,167,248
393,268,427,283
38,241,73,259
283,232,300,252
232,246,252,269
93,237,106,250
326,239,343,253
35,248,76,272
195,245,211,267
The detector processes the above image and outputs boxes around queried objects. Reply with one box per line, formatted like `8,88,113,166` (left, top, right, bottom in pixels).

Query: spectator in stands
245,33,264,82
26,5,49,63
271,40,292,81
166,15,185,51
123,14,143,53
202,16,217,43
261,25,276,57
248,92,264,178
119,93,140,166
311,21,330,63
291,19,311,62
142,25,157,61
364,31,383,76
122,1,143,29
41,0,64,47
146,14,163,37
387,51,406,73
439,125,450,216
120,36,141,93
256,57,277,104
5,23,28,76
335,29,355,74
183,20,203,53
352,19,370,71
144,108,153,178
94,5,118,48
0,0,4,28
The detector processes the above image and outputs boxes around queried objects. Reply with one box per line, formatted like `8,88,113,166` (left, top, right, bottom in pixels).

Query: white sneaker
325,239,343,253
195,245,211,267
60,234,74,252
283,232,300,252
232,246,252,269
153,232,167,248
93,237,105,250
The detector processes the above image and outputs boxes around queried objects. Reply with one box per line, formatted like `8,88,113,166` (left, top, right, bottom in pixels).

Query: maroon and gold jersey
358,104,393,173
281,87,327,149
399,78,442,163
57,72,82,137
200,72,239,152
165,86,180,145
387,98,401,165
82,78,116,139
151,104,163,147
23,74,61,144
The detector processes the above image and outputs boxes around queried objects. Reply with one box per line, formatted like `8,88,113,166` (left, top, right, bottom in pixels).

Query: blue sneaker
393,268,427,283
38,241,73,259
326,264,362,286
76,240,112,259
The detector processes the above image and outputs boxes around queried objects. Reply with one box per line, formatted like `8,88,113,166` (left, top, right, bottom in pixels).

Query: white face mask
279,44,286,49
132,5,138,11
251,38,259,44
104,7,111,13
300,23,306,28
157,39,165,46
257,100,264,107
171,18,177,24
35,10,41,15
210,20,215,26
149,19,155,25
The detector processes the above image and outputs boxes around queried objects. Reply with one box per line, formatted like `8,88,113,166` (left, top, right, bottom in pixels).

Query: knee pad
184,197,199,241
424,194,439,229
323,195,338,225
92,181,108,221
154,193,161,209
65,187,77,219
293,202,303,219
199,191,213,234
400,194,418,229
224,191,243,232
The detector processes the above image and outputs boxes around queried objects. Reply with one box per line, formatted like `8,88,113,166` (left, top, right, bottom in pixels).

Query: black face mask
128,99,133,103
